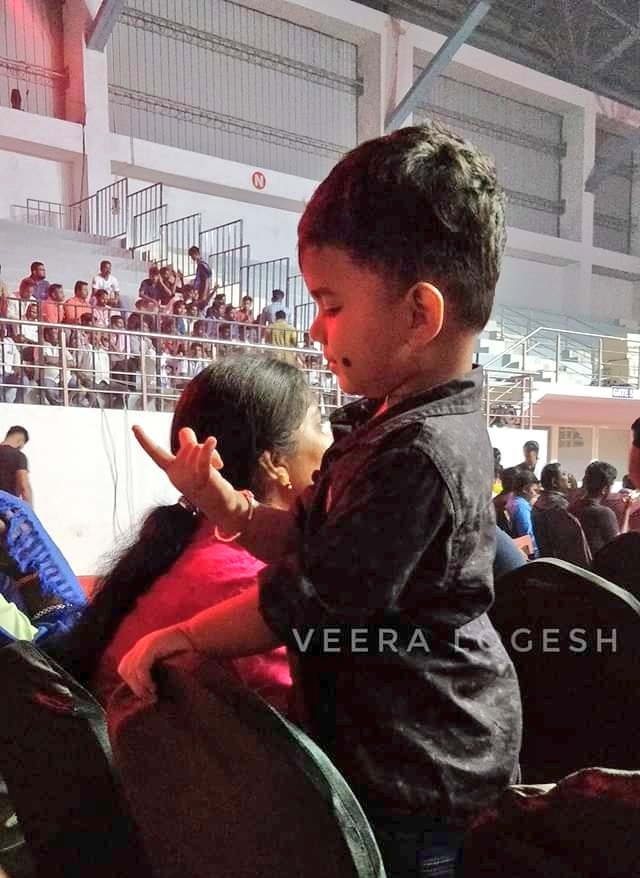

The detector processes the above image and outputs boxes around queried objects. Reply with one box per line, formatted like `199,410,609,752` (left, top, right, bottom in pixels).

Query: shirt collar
330,365,484,437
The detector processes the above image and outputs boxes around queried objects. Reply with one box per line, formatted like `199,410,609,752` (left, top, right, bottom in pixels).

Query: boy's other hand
132,425,246,529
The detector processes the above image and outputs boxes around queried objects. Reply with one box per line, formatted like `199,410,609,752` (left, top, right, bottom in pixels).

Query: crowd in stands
0,253,322,410
493,439,640,587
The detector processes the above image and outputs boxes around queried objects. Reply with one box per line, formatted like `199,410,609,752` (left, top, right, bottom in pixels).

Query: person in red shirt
59,356,331,711
41,284,65,324
63,280,92,325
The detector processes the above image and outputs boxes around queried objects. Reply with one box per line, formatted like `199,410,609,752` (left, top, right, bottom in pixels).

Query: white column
380,17,415,131
62,0,112,199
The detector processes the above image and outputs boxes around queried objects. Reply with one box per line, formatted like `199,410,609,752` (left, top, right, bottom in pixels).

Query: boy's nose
309,312,325,344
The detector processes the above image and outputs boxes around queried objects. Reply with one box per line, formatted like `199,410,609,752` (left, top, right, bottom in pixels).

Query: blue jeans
373,820,463,877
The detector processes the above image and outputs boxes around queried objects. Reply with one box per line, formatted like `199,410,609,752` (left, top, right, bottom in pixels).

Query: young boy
120,122,522,876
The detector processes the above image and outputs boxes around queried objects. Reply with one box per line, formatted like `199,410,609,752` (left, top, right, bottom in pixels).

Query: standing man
188,246,216,312
92,261,121,308
259,289,291,325
517,440,539,475
21,262,49,304
0,426,33,505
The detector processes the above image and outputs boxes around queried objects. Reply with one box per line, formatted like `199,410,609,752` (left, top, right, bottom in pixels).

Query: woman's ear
408,281,444,342
257,449,293,491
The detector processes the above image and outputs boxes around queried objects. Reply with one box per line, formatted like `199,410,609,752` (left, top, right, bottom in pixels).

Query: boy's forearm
178,587,280,656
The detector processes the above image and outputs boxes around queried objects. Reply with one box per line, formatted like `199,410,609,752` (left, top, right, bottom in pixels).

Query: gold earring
284,481,293,491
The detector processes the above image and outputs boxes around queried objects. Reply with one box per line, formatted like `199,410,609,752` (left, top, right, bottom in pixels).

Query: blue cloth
194,259,211,294
0,491,86,645
25,277,50,303
510,496,538,556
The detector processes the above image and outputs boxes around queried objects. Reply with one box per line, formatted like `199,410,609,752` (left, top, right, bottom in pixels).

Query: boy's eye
323,306,341,316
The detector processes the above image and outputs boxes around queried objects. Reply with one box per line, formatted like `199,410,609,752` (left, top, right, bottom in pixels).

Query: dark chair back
592,531,640,600
490,559,640,783
0,642,153,878
109,652,386,878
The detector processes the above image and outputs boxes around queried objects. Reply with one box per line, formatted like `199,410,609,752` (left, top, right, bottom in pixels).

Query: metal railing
483,369,535,429
209,245,250,290
240,257,291,319
200,221,244,264
68,179,129,238
483,325,640,389
0,315,340,413
161,214,202,279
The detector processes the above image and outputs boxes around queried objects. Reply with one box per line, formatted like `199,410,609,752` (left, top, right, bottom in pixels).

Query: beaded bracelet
213,489,258,543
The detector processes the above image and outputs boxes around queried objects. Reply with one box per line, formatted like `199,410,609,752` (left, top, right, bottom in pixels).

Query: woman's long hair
60,355,311,685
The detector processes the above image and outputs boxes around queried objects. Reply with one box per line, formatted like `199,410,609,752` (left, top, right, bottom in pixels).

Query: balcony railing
0,315,340,414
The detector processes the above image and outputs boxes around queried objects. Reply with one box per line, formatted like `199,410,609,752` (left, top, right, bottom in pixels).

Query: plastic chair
490,558,640,783
0,642,153,878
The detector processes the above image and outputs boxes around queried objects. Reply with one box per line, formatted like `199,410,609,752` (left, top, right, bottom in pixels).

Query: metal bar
87,0,126,51
555,334,561,383
385,0,493,132
586,127,640,193
60,331,70,408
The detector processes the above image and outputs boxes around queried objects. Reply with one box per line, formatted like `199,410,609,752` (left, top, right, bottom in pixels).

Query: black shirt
260,367,522,827
0,445,27,496
572,498,619,556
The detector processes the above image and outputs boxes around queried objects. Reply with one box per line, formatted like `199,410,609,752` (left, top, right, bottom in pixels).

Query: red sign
251,171,266,190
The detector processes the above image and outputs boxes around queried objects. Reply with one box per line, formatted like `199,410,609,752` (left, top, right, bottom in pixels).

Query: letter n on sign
252,171,266,190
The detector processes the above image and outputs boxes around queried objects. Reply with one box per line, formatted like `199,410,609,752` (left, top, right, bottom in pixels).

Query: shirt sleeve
259,446,452,643
16,451,28,472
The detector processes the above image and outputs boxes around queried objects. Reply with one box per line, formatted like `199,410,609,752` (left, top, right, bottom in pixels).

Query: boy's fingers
132,425,175,471
178,427,199,448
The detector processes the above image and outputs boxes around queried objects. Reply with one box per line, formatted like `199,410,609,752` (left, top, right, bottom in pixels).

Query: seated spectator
186,300,199,319
108,313,128,381
494,468,518,534
570,461,623,556
16,302,40,345
186,342,208,377
92,289,113,328
193,320,215,358
20,261,49,303
259,289,291,325
159,265,183,307
509,469,540,556
235,295,254,325
6,278,37,327
138,265,162,304
219,305,241,344
91,260,121,308
0,323,21,403
63,281,91,325
41,284,65,324
41,326,76,405
531,462,591,566
172,299,188,336
493,447,503,496
59,357,330,709
265,310,299,365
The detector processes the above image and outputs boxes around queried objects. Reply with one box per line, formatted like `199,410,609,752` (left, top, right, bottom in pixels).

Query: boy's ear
408,281,444,342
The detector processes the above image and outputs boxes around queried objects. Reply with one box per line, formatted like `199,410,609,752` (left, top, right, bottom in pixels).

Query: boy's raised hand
133,425,243,529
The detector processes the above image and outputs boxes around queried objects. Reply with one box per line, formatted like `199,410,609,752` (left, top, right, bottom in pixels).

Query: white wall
128,178,301,263
496,256,564,311
0,149,67,219
591,273,634,322
0,403,177,575
489,427,549,473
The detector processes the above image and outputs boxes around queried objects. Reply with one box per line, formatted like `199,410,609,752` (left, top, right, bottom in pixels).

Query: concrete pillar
381,17,415,130
62,0,112,200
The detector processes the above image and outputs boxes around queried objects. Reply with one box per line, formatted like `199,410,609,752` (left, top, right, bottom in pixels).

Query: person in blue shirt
510,469,540,557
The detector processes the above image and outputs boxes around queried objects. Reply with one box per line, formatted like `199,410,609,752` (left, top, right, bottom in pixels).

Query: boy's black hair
298,121,505,331
513,469,538,495
275,310,286,320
